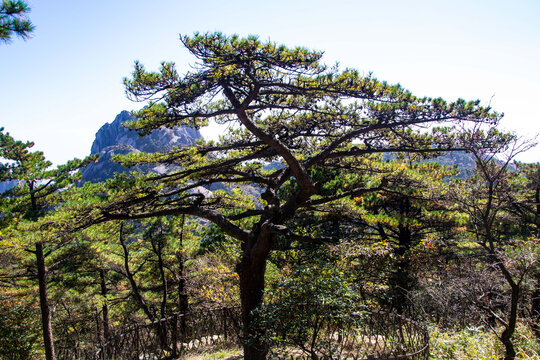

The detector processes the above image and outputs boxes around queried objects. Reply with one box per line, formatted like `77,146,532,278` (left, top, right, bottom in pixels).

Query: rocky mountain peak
90,110,201,155
80,111,202,183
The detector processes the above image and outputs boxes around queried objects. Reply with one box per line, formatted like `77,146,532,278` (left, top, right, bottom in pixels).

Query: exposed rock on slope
80,111,202,183
426,151,477,178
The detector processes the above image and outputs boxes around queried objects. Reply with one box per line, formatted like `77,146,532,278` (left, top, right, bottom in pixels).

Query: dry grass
182,346,242,360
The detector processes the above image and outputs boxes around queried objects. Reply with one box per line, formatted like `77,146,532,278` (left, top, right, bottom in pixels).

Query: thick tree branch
261,223,336,244
222,84,316,195
102,206,249,242
302,182,387,207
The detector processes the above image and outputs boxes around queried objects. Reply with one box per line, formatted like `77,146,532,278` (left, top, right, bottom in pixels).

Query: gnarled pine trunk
389,224,415,314
237,231,273,360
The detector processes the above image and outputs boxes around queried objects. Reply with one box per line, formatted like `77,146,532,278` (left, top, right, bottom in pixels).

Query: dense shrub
0,297,42,359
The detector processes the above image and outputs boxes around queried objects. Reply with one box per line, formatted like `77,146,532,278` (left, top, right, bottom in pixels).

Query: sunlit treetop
123,32,499,137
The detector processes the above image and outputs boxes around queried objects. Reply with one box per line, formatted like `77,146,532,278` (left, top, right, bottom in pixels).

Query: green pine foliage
0,0,33,43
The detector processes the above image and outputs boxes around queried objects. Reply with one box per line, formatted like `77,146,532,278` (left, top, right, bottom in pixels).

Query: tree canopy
0,0,33,43
67,32,504,360
0,128,93,360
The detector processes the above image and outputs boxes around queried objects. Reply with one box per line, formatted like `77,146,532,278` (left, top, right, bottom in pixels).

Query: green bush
253,262,366,359
0,297,42,360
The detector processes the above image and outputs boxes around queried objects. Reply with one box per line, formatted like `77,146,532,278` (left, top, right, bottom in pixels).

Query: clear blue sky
1,0,539,164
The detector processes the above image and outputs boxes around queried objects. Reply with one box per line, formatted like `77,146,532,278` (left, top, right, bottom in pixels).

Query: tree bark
487,246,520,360
238,260,268,360
177,215,188,336
532,169,540,338
532,281,540,339
119,224,155,323
99,269,111,341
36,242,55,360
153,235,169,350
236,232,273,360
389,197,415,314
388,224,414,315
501,283,519,360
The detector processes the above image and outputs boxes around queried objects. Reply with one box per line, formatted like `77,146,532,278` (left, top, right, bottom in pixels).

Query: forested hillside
0,33,538,360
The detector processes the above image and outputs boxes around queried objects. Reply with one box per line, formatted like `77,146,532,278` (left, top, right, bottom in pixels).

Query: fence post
172,313,179,357
223,307,228,342
135,327,140,359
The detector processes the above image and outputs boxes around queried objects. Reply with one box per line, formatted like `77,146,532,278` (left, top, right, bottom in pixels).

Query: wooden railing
54,306,240,360
55,307,429,360
95,306,241,360
268,310,429,360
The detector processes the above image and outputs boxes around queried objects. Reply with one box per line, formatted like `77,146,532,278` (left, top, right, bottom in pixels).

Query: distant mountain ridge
425,151,477,178
80,111,202,183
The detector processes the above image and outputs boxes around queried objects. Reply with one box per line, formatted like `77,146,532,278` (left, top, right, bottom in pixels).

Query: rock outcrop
80,111,202,183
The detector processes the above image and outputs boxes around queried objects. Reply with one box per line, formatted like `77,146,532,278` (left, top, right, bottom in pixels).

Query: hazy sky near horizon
1,0,539,164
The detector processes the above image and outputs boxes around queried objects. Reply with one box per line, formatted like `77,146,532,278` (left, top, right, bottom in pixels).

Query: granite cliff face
80,111,202,183
89,111,201,155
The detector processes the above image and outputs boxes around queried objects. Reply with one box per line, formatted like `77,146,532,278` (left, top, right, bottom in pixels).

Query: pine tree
0,128,93,360
0,0,33,43
79,33,501,360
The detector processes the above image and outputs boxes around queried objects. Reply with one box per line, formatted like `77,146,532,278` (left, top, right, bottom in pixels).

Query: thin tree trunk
488,246,520,360
501,283,519,360
99,269,111,341
157,244,167,322
176,249,188,334
177,214,188,336
94,306,102,347
532,277,540,339
532,170,540,338
390,196,415,314
390,224,413,314
153,235,169,350
36,242,55,360
238,259,268,360
119,223,155,322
